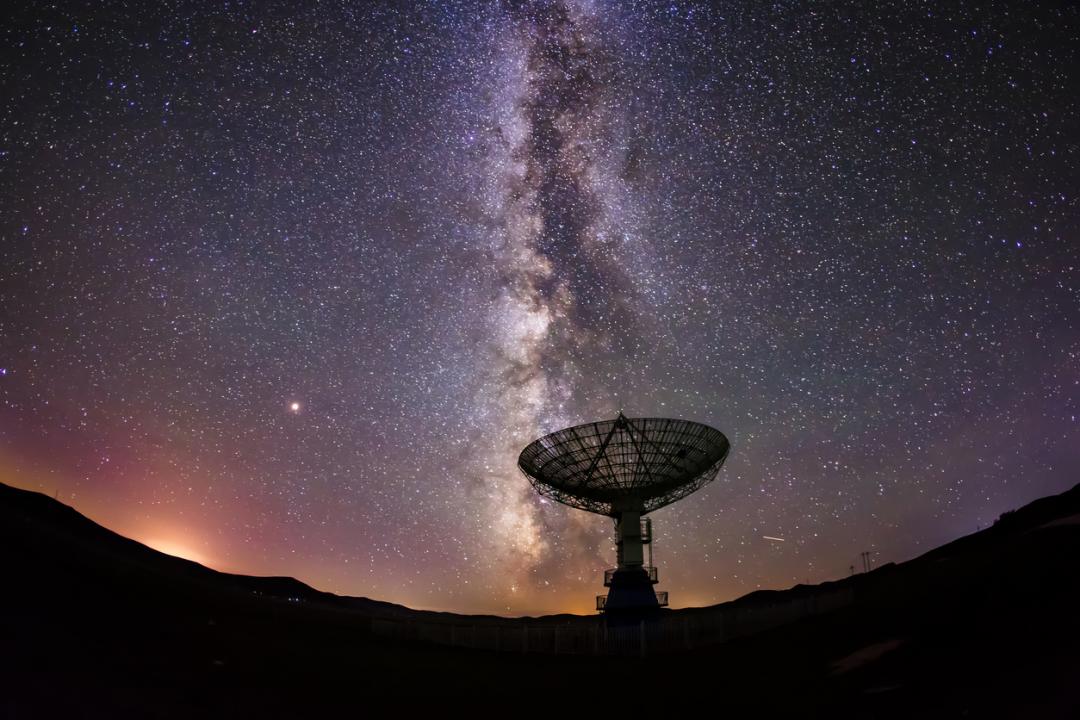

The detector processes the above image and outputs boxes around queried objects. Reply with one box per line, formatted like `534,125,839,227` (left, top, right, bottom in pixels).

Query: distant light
289,401,301,413
763,535,786,542
142,537,209,565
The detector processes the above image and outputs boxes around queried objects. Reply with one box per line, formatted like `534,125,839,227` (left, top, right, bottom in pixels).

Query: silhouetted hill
2,480,1079,717
0,482,426,615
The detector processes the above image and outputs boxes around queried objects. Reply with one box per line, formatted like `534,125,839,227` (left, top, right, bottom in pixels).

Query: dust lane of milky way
0,1,1078,615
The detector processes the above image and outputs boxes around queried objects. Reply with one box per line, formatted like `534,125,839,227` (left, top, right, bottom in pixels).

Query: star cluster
1,1,1078,615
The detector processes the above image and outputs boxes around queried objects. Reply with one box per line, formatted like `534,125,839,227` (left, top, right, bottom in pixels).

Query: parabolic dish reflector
517,414,730,516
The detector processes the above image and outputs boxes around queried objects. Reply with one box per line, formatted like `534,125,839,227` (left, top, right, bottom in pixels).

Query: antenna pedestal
602,568,661,617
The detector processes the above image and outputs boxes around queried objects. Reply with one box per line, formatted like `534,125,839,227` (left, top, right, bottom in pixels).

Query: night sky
2,1,1078,616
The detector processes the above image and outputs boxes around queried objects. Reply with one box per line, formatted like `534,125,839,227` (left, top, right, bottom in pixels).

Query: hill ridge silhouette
5,478,1078,621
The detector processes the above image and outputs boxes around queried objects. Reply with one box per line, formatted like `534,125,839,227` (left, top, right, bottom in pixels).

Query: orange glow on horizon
139,536,213,567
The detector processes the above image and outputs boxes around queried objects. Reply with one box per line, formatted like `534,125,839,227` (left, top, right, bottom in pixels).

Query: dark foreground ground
2,480,1079,718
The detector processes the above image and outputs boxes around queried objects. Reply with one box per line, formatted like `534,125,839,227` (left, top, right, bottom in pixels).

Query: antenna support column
604,505,660,619
616,509,644,569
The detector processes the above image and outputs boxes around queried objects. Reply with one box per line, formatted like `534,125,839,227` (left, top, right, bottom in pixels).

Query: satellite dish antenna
518,412,730,616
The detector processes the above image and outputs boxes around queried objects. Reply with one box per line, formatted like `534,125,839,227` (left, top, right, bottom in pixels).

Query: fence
368,583,855,657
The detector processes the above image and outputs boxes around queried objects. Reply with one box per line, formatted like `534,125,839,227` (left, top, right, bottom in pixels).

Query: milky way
1,1,1078,615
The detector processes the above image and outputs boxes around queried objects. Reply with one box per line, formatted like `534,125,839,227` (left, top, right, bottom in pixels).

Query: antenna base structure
518,413,730,620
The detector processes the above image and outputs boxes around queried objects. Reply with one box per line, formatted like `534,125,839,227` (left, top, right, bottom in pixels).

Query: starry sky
1,0,1078,616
